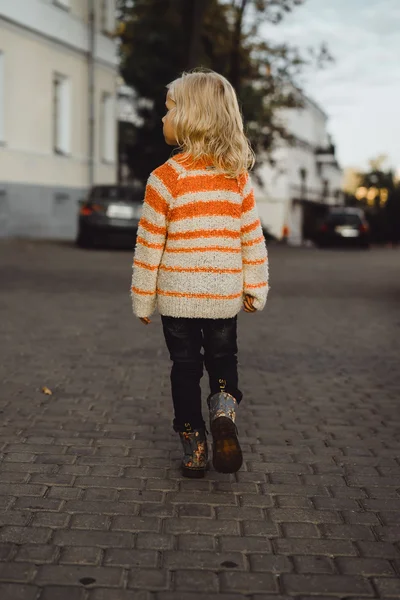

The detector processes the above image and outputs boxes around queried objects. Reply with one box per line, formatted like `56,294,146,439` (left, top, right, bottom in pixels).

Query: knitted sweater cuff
132,294,157,319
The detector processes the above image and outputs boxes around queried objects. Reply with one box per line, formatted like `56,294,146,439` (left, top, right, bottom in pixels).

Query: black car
316,208,370,249
76,185,143,248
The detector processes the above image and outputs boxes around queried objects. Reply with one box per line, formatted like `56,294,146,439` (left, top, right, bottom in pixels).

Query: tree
116,0,332,184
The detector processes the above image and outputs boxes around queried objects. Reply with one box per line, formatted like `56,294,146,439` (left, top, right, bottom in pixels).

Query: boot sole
181,465,206,478
211,416,243,474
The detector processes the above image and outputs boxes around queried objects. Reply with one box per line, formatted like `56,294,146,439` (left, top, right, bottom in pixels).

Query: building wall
254,94,343,245
0,0,117,239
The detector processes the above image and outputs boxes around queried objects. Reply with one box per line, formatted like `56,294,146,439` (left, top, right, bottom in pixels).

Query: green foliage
116,0,333,183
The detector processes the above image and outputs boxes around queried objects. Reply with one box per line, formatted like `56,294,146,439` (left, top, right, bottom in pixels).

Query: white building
0,0,118,239
254,91,344,245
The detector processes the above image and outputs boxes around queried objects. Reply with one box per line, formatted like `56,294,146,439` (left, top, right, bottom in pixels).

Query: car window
327,213,362,226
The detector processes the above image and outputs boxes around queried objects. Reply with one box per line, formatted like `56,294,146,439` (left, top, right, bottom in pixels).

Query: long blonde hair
167,70,255,178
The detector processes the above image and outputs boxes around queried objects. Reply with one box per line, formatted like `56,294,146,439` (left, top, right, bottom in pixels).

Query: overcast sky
262,0,400,172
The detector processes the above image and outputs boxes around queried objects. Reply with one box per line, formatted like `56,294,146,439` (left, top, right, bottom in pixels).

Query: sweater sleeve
240,172,269,311
131,164,175,318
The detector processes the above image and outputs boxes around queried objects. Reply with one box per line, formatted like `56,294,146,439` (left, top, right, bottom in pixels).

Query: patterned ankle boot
208,381,243,474
178,425,208,478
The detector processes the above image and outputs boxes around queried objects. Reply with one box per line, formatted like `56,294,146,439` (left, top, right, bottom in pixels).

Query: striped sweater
131,153,269,319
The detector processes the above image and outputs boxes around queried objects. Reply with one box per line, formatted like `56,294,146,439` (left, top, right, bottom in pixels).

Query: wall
254,95,343,244
0,0,117,239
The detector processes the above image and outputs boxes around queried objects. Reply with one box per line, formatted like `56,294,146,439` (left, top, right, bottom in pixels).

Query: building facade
254,92,344,245
0,0,118,239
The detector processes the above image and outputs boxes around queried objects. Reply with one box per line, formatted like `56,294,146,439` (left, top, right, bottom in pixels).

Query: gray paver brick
0,562,37,583
162,551,246,571
174,570,218,592
275,538,357,556
0,583,39,600
40,587,86,600
219,571,278,593
0,527,52,545
89,590,152,600
335,557,395,576
35,565,123,586
15,545,58,564
281,574,374,596
104,549,158,568
60,546,103,566
53,530,136,549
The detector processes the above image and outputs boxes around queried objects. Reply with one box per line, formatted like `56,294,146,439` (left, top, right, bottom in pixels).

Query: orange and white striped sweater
131,153,269,319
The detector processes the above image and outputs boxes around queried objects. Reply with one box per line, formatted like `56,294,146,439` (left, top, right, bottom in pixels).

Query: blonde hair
167,70,255,178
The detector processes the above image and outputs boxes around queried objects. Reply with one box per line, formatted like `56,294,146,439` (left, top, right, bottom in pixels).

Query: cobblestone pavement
0,239,399,600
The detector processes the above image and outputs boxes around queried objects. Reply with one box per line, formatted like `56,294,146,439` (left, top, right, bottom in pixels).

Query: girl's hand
139,317,151,325
243,294,257,313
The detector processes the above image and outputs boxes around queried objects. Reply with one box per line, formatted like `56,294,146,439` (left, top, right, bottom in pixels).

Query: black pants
161,316,242,432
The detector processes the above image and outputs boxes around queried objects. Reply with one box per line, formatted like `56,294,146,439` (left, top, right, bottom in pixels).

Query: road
0,240,399,600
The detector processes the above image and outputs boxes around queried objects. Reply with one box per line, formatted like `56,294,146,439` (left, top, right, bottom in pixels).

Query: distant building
254,91,344,245
0,0,118,239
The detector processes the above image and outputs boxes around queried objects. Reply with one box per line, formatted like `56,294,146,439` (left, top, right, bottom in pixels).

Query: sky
261,0,400,172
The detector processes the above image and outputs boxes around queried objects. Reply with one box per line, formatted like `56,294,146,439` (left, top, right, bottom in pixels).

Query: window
101,92,116,163
0,52,4,142
102,0,116,34
53,0,70,10
53,74,71,155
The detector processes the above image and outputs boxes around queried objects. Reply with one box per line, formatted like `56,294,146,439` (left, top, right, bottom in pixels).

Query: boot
208,382,243,474
178,425,208,478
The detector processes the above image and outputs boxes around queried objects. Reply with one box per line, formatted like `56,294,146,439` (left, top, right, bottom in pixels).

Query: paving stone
15,545,58,564
60,546,102,566
162,551,246,571
104,549,157,568
136,533,174,550
165,518,239,536
219,536,272,553
31,512,70,528
281,523,320,538
356,541,400,559
219,571,278,593
174,570,218,592
281,574,374,596
178,535,215,551
275,538,357,557
249,554,292,573
335,557,395,576
89,590,152,600
111,517,161,533
373,577,400,597
0,527,52,545
0,543,14,561
70,514,110,530
39,585,86,600
0,562,37,583
215,506,264,520
35,565,123,586
53,529,136,549
320,524,375,540
293,556,335,574
242,522,279,537
0,584,39,600
0,511,31,527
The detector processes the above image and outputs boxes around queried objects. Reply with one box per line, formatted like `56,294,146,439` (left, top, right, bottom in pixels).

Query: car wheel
359,241,370,250
76,229,92,248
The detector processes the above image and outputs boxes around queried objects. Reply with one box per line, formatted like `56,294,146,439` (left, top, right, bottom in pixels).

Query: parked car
315,207,370,249
76,185,143,248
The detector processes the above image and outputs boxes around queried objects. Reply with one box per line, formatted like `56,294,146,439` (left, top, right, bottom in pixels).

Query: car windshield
327,213,362,226
90,187,141,202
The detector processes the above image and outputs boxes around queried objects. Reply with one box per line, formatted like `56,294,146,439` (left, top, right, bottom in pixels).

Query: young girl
131,70,269,478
